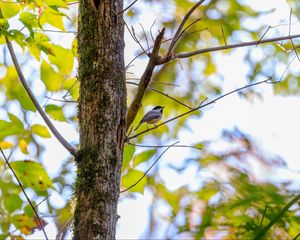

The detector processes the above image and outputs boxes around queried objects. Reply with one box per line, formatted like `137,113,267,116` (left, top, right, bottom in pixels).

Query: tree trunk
74,0,126,239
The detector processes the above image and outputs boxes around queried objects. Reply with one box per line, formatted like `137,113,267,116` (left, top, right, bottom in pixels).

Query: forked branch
126,28,165,131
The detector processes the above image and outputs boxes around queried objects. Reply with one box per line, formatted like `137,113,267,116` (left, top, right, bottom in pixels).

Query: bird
134,106,164,131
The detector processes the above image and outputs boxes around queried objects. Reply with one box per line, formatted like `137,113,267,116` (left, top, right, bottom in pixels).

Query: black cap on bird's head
152,106,164,111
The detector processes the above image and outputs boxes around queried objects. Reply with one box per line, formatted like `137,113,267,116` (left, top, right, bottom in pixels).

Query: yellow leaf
19,139,29,154
0,141,14,149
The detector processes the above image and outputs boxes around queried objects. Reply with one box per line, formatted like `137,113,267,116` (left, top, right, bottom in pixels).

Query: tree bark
74,0,126,239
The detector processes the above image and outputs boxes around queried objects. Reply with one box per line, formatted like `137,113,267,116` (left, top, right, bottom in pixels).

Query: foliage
0,0,299,239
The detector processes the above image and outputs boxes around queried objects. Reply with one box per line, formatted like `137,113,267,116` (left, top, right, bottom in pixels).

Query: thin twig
254,194,300,240
125,27,207,69
221,26,227,46
35,194,52,208
127,78,273,140
56,217,73,240
288,10,300,62
0,148,49,240
127,78,180,87
279,55,296,82
256,26,271,47
126,81,192,109
293,232,300,240
5,37,77,156
139,23,150,54
121,0,138,13
120,141,179,193
127,142,202,151
45,96,76,103
167,0,206,56
159,34,300,64
150,20,156,42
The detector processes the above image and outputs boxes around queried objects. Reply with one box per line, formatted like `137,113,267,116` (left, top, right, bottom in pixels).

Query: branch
127,78,273,140
5,37,77,156
167,0,206,56
0,148,49,240
159,34,300,64
126,81,192,109
120,141,178,193
127,142,202,151
126,28,165,131
122,0,138,13
254,194,300,240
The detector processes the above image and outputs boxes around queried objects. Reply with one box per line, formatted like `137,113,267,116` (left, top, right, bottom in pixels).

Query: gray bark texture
74,0,126,239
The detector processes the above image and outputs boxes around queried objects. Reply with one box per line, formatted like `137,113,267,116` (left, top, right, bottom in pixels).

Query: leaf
0,1,20,19
40,8,66,31
11,214,37,235
122,169,146,193
133,149,156,167
4,194,23,213
31,124,51,138
0,141,14,149
19,12,39,33
10,160,54,195
48,45,74,74
45,104,66,121
19,139,29,154
45,0,68,8
122,145,135,170
0,120,22,138
8,113,24,130
41,60,64,91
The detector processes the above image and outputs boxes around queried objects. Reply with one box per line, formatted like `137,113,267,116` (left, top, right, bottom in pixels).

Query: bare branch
126,81,192,109
0,148,49,240
127,78,273,140
127,78,180,87
159,34,300,64
126,28,165,131
127,142,202,151
5,37,77,156
167,0,206,56
122,0,138,13
45,96,76,103
120,141,179,193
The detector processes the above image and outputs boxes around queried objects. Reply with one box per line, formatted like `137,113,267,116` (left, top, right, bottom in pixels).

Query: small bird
134,106,164,131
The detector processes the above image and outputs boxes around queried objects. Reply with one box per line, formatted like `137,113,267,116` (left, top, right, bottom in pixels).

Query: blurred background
0,0,300,239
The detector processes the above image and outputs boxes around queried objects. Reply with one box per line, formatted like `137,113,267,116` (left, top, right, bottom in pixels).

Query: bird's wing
140,111,161,123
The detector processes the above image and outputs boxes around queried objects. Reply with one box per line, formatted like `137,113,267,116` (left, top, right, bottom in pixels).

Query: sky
3,0,300,239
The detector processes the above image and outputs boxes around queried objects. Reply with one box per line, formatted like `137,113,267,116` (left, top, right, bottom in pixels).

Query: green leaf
45,0,68,8
31,124,51,138
10,160,54,195
48,45,74,74
0,120,22,138
19,12,39,33
19,139,29,154
4,194,22,213
8,113,24,130
41,60,64,91
8,30,25,50
45,104,66,121
122,145,135,170
122,169,146,193
133,149,156,167
0,67,35,111
0,1,20,19
40,8,66,31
